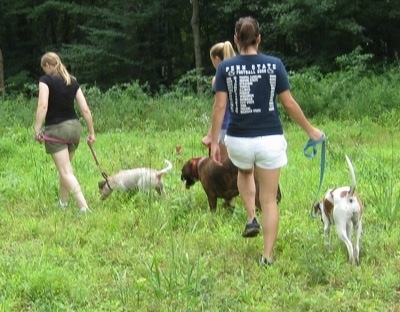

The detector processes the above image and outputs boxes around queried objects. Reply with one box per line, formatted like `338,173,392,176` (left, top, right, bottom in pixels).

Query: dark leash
87,142,113,190
303,134,327,218
38,134,112,190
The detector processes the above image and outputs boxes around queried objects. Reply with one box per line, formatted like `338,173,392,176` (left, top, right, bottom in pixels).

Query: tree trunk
190,0,202,95
0,48,4,96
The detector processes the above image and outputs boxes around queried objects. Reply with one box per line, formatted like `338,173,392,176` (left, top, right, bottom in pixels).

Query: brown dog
181,146,281,211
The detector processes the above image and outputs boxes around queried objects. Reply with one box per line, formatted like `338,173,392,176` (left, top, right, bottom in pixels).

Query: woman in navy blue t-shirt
210,17,324,266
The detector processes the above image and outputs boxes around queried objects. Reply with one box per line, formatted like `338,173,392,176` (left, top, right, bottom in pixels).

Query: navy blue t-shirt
39,74,79,126
214,54,290,137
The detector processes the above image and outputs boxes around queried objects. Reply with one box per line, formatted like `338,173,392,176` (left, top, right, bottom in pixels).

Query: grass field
0,116,399,311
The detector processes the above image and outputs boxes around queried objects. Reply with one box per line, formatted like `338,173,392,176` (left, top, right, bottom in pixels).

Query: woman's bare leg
237,168,256,222
51,149,88,209
255,166,281,260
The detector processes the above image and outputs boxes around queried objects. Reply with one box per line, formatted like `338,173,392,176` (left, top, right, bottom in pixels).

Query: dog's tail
345,155,356,196
157,159,173,176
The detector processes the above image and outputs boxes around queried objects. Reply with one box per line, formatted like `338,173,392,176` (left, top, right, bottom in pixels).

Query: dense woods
0,0,399,94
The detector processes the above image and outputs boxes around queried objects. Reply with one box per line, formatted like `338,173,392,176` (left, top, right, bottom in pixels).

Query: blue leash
303,134,326,218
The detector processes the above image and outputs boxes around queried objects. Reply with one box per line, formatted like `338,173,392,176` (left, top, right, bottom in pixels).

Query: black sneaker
259,255,274,267
242,218,260,237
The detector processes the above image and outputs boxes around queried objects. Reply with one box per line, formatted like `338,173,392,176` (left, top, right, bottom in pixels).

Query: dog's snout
98,180,106,189
181,174,195,189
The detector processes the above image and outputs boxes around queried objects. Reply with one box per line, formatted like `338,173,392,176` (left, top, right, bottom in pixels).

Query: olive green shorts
44,119,82,154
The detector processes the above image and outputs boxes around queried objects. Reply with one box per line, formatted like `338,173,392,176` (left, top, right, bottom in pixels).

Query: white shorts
225,135,288,170
219,129,227,144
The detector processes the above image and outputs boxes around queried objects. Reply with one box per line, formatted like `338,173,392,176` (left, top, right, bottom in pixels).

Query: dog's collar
101,172,113,190
190,157,206,180
106,180,113,191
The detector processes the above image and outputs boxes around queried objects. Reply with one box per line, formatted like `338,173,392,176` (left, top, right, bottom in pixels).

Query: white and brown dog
314,155,363,265
98,160,173,200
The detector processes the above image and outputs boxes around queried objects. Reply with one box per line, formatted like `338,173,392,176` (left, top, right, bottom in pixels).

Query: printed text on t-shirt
226,63,277,114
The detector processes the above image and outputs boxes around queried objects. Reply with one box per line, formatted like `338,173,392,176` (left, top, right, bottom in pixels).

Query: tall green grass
1,69,399,311
1,121,399,311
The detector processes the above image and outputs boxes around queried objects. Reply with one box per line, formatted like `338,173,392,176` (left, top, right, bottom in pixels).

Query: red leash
38,134,78,144
38,134,112,189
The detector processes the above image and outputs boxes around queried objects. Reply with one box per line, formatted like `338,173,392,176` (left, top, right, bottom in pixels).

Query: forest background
0,0,399,95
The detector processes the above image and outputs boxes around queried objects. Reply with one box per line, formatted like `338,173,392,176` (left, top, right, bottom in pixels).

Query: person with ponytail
202,41,236,148
210,17,324,266
34,52,95,213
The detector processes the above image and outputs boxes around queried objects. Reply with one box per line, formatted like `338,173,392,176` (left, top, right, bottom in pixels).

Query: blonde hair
41,52,72,85
210,41,236,62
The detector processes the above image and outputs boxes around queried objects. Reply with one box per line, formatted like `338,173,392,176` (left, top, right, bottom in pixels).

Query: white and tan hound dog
98,160,173,200
314,155,363,265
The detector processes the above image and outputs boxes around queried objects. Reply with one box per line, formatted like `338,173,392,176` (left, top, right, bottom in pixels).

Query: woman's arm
278,90,323,141
34,82,49,138
75,88,96,144
210,91,228,165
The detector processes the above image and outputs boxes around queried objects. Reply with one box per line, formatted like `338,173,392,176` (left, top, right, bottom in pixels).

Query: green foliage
167,69,211,96
0,96,36,129
287,63,400,121
81,80,211,133
335,46,374,73
2,64,400,136
1,0,400,94
1,0,194,92
263,0,365,71
4,71,33,96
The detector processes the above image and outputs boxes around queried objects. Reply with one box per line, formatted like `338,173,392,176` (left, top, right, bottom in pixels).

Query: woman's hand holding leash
35,132,45,143
307,127,325,142
201,133,212,147
34,126,43,143
210,142,223,166
87,133,96,145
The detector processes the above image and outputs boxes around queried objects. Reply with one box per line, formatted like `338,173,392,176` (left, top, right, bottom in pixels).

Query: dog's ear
98,180,106,189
